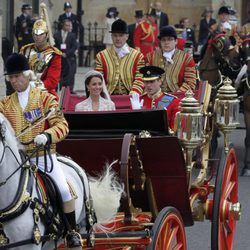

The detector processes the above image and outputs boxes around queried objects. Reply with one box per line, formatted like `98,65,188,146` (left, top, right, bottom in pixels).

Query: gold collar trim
147,89,162,99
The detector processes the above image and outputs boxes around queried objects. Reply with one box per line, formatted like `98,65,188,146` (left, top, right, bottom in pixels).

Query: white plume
89,160,124,230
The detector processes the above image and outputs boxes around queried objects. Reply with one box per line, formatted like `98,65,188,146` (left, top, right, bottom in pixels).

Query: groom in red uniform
140,65,180,131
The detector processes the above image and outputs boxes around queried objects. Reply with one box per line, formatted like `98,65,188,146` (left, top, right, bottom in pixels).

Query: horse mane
0,113,24,151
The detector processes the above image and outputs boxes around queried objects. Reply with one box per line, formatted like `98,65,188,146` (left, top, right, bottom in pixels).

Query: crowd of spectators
4,2,249,100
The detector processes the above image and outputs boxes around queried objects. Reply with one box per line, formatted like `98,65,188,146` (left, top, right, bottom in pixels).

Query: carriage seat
61,87,132,112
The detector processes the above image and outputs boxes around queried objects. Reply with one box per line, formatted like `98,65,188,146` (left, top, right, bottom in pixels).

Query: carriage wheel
211,147,240,250
147,207,186,250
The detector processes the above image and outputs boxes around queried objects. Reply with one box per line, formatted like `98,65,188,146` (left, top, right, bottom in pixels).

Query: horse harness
0,130,97,249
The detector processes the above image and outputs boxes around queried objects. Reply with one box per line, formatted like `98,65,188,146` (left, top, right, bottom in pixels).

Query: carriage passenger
95,19,145,95
75,70,116,111
1,53,81,249
146,25,196,93
130,66,180,131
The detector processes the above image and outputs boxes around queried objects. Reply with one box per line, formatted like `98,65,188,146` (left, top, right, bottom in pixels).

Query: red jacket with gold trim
96,46,145,95
141,92,180,130
0,87,68,156
20,43,62,99
134,21,158,58
146,48,196,92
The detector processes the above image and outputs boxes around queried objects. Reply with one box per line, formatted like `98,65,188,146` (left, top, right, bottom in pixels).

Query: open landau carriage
0,81,241,250
55,78,240,250
0,2,243,248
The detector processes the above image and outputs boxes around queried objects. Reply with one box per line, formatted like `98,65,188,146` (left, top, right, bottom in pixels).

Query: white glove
130,93,144,110
34,134,48,145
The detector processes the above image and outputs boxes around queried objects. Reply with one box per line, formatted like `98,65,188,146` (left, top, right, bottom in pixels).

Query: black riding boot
63,200,82,249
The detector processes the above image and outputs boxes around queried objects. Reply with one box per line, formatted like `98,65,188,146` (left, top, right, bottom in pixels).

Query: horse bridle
0,122,43,187
0,123,22,181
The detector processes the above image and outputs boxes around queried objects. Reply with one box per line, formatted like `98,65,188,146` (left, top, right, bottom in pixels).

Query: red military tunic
141,91,180,130
20,43,62,99
134,21,158,58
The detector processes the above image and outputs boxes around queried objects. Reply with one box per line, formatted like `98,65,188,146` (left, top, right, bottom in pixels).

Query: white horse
0,113,123,250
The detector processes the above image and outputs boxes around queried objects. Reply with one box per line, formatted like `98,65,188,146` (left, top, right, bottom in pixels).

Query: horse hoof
241,168,250,177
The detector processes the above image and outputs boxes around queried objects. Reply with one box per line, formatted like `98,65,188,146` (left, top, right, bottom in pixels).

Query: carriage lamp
176,90,203,188
215,77,239,153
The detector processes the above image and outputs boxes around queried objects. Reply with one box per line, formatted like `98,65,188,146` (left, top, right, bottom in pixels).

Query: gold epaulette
20,43,36,54
51,46,62,56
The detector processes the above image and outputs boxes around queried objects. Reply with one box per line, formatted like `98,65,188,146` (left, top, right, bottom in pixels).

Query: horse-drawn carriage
55,78,241,250
0,31,246,250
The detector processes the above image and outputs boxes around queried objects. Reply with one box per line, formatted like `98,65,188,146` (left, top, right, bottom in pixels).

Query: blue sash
157,95,174,109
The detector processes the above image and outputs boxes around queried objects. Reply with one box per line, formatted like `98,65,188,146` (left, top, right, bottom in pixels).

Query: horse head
210,33,232,58
198,33,229,86
199,32,243,86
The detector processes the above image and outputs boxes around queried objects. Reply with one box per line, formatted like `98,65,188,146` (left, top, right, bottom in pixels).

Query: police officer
58,2,79,38
15,4,34,51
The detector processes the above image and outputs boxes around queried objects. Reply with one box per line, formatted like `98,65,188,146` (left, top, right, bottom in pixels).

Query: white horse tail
89,160,124,230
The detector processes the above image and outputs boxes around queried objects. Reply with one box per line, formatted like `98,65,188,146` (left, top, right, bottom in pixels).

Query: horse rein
0,140,43,187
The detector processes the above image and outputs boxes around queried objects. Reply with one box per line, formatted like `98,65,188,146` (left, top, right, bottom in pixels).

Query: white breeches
30,154,72,202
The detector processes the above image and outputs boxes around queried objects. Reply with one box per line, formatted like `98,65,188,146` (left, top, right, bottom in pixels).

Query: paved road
72,68,250,249
186,113,250,249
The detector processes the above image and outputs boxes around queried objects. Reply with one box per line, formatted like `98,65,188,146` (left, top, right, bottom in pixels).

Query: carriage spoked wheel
211,147,241,250
147,207,187,250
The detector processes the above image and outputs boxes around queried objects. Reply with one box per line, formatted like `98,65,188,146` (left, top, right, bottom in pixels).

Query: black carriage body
58,106,193,227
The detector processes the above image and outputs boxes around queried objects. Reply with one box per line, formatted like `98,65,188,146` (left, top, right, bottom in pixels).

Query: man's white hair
5,70,35,81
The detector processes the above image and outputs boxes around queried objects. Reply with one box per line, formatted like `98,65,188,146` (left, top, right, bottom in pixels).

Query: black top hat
218,6,229,15
5,53,30,75
147,8,157,16
110,19,128,34
64,2,72,10
158,26,177,39
140,66,165,81
106,7,119,18
135,10,144,18
21,4,32,10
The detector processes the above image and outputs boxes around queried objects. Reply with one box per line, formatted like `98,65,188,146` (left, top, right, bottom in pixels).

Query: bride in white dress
75,70,116,111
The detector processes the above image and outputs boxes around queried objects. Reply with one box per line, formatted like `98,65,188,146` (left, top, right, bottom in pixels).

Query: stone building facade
0,0,249,65
2,0,248,38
